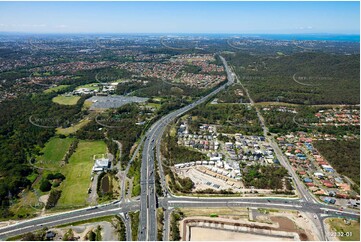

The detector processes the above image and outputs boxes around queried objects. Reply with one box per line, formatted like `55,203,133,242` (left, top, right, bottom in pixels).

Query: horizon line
0,32,360,36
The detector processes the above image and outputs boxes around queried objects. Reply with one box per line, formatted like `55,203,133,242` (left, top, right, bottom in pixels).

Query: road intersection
0,56,359,241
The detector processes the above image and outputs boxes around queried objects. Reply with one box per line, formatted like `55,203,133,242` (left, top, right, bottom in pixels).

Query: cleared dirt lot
190,227,292,241
52,221,118,241
179,208,320,241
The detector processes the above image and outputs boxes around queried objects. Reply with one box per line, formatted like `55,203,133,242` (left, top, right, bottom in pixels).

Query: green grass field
36,137,75,170
43,85,70,93
57,140,107,208
52,95,81,105
75,83,100,91
83,100,93,109
326,218,360,241
56,119,91,136
9,191,39,219
146,103,161,110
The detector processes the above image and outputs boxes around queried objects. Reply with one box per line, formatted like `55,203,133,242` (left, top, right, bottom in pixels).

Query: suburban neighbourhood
0,2,359,241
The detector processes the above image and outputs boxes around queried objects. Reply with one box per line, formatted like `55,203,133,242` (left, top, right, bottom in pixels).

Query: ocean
224,34,360,42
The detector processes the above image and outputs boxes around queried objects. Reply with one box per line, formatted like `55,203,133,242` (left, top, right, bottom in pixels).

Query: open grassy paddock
9,190,39,219
52,95,81,105
43,85,70,93
56,119,91,136
36,137,75,170
56,112,98,136
326,218,360,241
56,140,107,208
75,83,100,91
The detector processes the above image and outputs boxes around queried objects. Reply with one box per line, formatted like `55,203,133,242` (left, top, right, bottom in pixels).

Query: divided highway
138,55,234,240
1,196,358,241
0,56,359,241
0,201,139,240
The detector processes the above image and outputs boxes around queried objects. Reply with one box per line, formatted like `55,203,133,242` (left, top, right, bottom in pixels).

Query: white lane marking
169,201,302,208
0,208,121,236
320,208,359,216
0,205,112,231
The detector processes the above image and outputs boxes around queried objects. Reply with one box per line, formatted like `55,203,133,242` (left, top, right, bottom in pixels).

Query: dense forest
0,92,87,217
0,65,121,217
116,76,226,99
226,52,360,104
161,126,207,165
216,83,250,104
242,164,289,190
187,103,262,135
75,103,146,167
313,140,360,190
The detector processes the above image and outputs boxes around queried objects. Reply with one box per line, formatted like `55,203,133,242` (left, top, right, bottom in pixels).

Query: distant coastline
242,34,360,42
0,32,359,42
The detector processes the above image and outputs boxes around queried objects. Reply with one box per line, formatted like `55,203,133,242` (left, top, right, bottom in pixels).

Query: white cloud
0,24,47,28
295,26,313,31
55,24,68,29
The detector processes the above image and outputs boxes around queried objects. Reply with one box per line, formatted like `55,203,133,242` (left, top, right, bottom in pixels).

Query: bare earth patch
190,227,292,241
39,194,49,205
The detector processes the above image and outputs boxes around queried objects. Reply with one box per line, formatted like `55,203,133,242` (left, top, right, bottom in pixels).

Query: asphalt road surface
0,56,359,241
1,196,358,241
0,201,139,240
138,55,234,240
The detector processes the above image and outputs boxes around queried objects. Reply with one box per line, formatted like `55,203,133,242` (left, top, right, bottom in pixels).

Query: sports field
52,95,81,105
57,140,107,208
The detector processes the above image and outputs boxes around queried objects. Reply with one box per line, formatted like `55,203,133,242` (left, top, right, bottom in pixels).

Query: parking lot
87,95,148,110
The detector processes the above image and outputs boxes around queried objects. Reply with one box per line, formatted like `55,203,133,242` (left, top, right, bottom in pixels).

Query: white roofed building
92,158,110,172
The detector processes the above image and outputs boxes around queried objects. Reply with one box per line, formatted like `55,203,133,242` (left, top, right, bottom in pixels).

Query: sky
0,1,359,34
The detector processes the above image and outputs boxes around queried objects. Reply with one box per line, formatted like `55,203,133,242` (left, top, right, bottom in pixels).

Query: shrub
47,172,65,181
45,190,62,209
88,231,96,241
39,179,51,192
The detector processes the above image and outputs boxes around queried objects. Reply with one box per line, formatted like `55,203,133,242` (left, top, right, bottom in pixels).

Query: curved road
0,56,359,241
138,55,234,240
